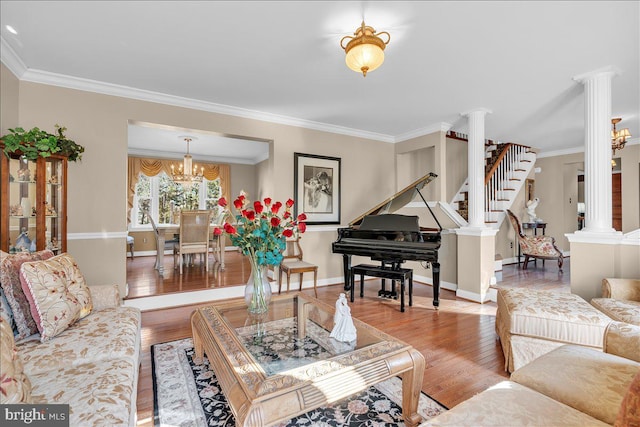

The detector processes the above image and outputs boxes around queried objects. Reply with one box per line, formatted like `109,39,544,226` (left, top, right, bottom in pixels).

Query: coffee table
191,292,425,427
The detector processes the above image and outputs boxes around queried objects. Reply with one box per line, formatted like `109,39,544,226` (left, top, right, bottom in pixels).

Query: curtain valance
127,156,231,224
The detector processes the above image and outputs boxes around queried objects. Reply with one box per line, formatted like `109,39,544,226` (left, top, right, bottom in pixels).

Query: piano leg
432,262,440,309
342,254,352,292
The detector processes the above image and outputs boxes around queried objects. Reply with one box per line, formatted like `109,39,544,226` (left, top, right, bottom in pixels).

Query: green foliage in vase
1,125,85,161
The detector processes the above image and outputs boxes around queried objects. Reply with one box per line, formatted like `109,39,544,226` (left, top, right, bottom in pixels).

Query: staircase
450,140,536,228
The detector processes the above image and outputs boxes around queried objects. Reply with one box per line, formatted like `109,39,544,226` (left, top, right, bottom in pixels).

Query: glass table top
216,294,387,377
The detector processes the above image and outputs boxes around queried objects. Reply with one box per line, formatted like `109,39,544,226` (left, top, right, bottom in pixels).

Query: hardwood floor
130,254,570,426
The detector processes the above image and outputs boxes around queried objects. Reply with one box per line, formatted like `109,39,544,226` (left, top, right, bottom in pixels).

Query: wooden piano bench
350,264,413,312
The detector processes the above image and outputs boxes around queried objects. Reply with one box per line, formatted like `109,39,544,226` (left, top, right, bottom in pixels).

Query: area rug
152,338,447,426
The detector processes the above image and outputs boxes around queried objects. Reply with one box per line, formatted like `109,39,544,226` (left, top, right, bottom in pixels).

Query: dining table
154,224,226,276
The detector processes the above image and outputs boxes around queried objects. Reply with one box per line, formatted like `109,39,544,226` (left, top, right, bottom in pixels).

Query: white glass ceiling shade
341,22,390,77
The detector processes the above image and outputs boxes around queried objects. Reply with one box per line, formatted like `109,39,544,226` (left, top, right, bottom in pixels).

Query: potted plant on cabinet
1,125,84,161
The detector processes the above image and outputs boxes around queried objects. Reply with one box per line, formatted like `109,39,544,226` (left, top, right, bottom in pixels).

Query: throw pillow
19,253,93,341
0,287,18,337
615,370,640,427
0,314,32,403
0,250,54,340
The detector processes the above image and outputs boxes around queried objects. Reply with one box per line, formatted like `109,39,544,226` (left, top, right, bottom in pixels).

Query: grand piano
332,172,442,308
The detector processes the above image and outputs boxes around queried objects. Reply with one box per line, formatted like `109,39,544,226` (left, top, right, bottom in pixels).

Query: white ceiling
1,1,638,157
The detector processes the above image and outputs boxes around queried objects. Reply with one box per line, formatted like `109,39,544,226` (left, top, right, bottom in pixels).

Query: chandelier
611,118,631,155
340,21,390,77
171,136,203,185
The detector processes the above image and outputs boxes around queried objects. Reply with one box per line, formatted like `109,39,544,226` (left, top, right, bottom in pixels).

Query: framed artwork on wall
525,179,535,202
294,152,341,224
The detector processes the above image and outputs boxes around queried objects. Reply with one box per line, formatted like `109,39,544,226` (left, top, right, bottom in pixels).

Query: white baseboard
455,288,493,303
123,277,343,311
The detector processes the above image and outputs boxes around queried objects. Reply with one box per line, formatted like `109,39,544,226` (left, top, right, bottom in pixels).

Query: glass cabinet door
8,156,37,252
43,157,66,253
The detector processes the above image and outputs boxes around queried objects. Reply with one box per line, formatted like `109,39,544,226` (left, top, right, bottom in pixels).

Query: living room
1,2,639,426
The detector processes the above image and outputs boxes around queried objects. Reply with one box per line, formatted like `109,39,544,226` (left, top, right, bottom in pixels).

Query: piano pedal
378,289,398,299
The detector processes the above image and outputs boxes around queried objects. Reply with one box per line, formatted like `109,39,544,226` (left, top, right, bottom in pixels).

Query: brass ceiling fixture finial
340,21,390,77
611,118,631,155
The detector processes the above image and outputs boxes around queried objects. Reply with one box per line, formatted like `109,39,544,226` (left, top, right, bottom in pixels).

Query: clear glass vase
244,255,272,314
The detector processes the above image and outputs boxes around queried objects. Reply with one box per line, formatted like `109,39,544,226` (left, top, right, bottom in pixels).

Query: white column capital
460,108,492,118
572,65,621,83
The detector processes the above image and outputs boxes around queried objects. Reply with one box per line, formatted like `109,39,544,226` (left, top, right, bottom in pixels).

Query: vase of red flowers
215,193,307,314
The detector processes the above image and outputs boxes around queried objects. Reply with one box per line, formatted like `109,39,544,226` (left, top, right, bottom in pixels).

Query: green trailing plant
1,125,84,161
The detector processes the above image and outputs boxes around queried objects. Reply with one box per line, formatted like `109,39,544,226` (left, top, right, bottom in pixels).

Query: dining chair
149,215,179,270
278,237,318,297
174,210,212,274
209,210,228,269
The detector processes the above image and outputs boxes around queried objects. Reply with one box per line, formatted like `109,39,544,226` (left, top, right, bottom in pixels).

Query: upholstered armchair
506,209,563,271
591,278,640,327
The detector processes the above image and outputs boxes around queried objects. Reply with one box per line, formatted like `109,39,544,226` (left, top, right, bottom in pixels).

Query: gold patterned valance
127,156,230,224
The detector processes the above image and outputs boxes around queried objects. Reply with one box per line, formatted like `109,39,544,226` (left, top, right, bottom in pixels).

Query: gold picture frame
525,179,535,202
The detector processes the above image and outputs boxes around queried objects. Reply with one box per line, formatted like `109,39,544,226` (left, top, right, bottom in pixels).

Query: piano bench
351,264,413,312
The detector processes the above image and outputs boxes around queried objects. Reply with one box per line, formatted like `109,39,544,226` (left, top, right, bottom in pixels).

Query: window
131,172,222,228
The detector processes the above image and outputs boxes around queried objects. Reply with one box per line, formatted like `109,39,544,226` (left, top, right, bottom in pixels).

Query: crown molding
0,37,27,78
394,122,452,143
7,61,396,143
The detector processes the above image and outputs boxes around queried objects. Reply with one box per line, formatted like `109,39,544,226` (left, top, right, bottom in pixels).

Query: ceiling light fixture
171,136,203,186
340,21,390,77
5,25,17,35
611,118,631,155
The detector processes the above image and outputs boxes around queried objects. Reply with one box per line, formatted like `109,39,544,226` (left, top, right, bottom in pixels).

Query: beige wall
1,64,19,135
12,78,395,294
535,145,639,252
395,132,445,201
230,163,257,200
445,138,468,203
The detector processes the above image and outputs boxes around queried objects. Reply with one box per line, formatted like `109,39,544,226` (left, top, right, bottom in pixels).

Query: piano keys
332,172,442,308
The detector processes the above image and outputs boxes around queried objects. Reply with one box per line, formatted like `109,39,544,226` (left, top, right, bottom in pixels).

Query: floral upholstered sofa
0,251,141,426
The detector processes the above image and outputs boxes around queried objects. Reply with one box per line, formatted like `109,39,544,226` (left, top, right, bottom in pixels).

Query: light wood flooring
129,253,570,427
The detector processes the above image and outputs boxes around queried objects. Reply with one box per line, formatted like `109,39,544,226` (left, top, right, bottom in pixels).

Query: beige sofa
2,283,141,426
592,278,640,326
424,344,640,426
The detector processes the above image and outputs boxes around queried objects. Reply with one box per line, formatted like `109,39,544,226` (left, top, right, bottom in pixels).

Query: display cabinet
1,149,67,254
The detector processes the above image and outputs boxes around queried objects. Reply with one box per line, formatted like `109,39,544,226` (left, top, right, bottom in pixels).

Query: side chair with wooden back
174,210,212,275
278,237,318,297
506,209,563,271
148,215,179,271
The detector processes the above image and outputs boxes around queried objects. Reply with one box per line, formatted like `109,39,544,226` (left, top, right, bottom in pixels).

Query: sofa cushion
29,357,136,426
0,250,54,339
511,345,640,425
18,306,141,375
615,370,640,427
421,381,609,427
0,314,32,403
592,297,640,326
497,288,611,347
19,253,93,341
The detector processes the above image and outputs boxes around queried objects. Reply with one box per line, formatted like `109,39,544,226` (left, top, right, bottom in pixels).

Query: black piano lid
348,172,441,231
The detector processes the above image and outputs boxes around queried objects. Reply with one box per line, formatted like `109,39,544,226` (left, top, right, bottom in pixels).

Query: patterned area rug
152,338,447,426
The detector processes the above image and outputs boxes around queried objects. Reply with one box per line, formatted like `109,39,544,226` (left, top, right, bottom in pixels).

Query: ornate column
456,108,497,303
573,67,618,233
567,66,624,301
462,108,492,228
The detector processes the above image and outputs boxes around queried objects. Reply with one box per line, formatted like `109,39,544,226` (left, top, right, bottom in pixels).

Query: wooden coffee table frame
191,292,425,427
